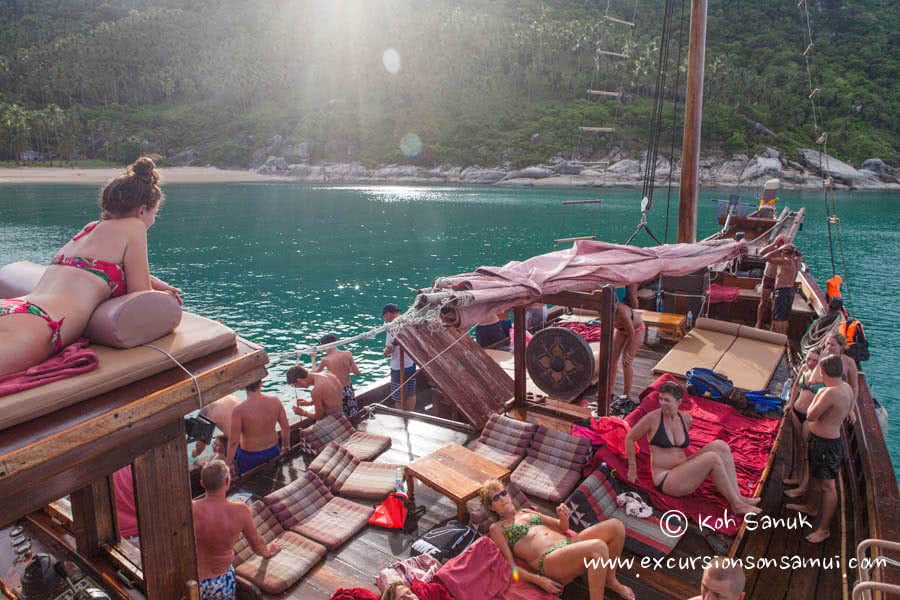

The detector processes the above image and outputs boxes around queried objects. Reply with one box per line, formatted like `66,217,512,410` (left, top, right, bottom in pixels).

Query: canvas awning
413,239,745,329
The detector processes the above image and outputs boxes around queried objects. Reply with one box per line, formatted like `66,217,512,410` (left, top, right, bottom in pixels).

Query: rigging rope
798,0,852,310
639,0,677,219
663,0,687,243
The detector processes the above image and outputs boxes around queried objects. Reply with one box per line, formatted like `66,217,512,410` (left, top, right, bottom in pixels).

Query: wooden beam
553,235,595,244
0,420,183,526
677,0,708,243
134,420,198,600
596,49,629,58
70,475,118,557
541,290,605,313
586,89,623,98
596,286,616,415
513,307,527,407
0,344,266,490
604,15,635,27
579,126,615,133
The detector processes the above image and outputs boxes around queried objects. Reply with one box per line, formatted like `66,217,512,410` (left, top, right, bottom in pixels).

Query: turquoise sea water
1,182,897,478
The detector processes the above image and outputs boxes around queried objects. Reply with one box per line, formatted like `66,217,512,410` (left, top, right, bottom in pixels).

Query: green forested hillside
0,0,896,167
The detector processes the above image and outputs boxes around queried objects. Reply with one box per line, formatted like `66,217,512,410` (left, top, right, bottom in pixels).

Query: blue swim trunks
200,565,236,600
235,443,280,476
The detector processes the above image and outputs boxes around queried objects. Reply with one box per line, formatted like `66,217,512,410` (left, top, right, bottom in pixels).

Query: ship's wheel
525,327,595,401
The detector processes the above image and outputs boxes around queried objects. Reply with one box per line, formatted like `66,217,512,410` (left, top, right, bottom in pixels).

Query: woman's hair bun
130,156,158,182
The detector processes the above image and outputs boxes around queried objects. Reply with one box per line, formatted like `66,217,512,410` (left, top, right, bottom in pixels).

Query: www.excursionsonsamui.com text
584,555,888,571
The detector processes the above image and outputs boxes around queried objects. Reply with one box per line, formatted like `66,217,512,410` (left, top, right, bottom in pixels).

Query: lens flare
382,48,401,74
400,133,422,158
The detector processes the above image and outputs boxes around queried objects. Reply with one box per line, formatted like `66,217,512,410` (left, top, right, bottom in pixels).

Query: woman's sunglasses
491,490,508,503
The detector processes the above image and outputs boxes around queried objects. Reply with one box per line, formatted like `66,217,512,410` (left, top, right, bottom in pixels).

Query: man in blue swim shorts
226,379,289,476
193,461,281,599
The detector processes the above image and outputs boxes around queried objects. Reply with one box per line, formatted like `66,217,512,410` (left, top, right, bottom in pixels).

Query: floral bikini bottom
0,298,64,353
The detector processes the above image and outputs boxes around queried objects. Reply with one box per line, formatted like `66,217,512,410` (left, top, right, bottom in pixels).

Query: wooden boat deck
222,336,793,600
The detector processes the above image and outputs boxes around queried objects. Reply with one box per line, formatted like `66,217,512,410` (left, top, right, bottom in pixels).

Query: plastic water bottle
781,378,793,404
395,468,405,492
686,311,693,330
656,291,664,313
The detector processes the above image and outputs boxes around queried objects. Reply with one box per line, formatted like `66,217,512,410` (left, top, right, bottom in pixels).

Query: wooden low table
635,309,687,339
405,443,511,521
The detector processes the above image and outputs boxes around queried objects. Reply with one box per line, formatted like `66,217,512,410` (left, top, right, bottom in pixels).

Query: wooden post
399,347,407,409
133,420,198,600
70,475,118,556
595,286,616,416
513,307,527,406
677,0,708,243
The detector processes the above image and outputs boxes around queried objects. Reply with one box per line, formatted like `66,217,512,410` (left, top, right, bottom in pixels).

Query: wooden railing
801,269,900,595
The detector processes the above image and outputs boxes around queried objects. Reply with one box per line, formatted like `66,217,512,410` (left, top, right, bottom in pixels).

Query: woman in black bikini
783,350,822,495
624,381,761,515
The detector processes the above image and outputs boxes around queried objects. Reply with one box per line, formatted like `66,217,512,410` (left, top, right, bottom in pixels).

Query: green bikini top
799,372,825,394
502,513,543,549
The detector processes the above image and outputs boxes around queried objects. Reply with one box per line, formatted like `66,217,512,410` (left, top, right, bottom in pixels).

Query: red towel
410,580,454,600
587,374,779,535
557,321,602,342
573,417,640,472
0,338,98,397
435,538,558,600
329,589,380,600
708,284,741,304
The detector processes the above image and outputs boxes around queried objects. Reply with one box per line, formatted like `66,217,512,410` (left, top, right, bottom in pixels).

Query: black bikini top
650,413,690,449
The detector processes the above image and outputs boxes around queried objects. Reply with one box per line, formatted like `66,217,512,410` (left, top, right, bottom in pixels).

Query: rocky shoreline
255,147,900,191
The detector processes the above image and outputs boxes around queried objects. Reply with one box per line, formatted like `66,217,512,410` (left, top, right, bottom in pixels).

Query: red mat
586,373,779,535
557,320,602,342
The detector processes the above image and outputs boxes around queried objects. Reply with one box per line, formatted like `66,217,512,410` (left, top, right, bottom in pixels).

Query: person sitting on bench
625,382,762,515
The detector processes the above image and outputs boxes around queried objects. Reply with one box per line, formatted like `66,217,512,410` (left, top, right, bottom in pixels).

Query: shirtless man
687,556,746,600
611,285,645,401
193,461,280,600
786,354,853,543
226,381,289,476
312,334,361,418
762,242,802,334
286,365,343,420
754,235,785,329
192,394,241,459
785,332,859,499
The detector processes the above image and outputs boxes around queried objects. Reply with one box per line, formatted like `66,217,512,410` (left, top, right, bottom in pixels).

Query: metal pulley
525,327,595,401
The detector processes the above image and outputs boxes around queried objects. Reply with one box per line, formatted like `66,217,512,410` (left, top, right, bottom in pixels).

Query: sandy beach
0,166,292,185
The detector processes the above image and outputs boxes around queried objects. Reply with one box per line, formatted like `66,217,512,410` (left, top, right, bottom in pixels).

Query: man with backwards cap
383,303,416,411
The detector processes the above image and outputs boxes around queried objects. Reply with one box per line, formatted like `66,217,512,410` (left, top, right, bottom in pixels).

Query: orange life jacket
839,319,864,347
826,275,843,299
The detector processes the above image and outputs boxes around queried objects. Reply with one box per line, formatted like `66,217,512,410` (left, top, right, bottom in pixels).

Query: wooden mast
677,0,708,243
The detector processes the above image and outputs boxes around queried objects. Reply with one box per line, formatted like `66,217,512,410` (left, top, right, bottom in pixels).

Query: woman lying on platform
783,350,821,497
625,381,762,515
0,157,181,376
481,479,635,600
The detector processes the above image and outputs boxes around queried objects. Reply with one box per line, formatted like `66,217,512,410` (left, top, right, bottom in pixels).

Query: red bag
368,492,409,529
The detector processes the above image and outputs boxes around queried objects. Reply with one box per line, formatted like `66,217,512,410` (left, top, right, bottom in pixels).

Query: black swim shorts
772,287,795,321
807,432,845,480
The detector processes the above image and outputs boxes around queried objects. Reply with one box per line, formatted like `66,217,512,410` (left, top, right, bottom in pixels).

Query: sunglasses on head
491,490,508,503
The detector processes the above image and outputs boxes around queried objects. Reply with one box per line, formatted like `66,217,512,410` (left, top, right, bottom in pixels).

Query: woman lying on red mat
480,479,635,600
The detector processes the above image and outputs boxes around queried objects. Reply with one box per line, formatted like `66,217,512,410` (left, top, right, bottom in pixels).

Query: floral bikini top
502,513,543,549
51,222,127,297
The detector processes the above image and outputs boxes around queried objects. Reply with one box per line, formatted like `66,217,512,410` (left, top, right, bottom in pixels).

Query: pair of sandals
616,491,653,519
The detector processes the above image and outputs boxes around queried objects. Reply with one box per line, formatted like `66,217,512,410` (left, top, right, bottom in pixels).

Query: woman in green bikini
481,479,634,600
784,350,822,497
